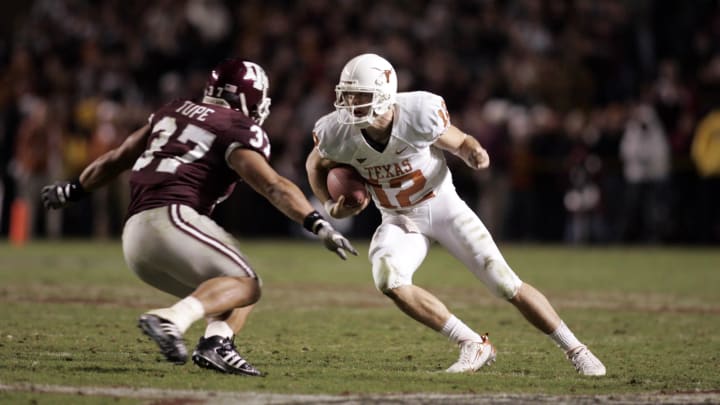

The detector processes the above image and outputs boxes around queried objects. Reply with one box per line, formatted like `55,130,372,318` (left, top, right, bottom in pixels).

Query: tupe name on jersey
176,100,216,122
363,159,412,181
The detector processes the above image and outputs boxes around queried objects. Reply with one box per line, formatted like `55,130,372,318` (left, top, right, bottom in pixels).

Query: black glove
41,180,88,209
303,211,358,260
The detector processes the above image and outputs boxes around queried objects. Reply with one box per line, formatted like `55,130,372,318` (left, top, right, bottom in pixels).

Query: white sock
440,315,483,344
147,296,205,334
204,320,234,339
548,321,583,352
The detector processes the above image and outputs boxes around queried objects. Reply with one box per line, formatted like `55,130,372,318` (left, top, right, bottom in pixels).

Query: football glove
303,211,357,260
41,180,88,209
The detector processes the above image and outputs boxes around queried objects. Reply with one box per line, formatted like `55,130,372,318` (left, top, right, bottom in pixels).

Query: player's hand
465,145,490,170
315,219,358,260
323,195,370,219
41,180,87,209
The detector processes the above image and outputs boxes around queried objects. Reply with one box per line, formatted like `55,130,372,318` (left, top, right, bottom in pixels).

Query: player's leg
214,305,254,337
124,205,261,327
123,209,196,364
192,305,261,376
188,277,260,315
169,206,263,375
123,205,262,372
437,195,605,376
369,218,494,372
509,283,559,333
129,266,260,369
125,261,197,364
370,221,435,324
509,283,605,375
167,205,262,375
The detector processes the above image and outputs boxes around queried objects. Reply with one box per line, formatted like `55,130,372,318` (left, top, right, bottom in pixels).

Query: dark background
1,0,719,244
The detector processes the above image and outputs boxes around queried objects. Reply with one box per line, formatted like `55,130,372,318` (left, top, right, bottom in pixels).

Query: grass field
1,240,719,404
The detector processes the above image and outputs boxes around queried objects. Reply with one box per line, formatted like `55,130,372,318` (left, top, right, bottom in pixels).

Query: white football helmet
334,53,397,128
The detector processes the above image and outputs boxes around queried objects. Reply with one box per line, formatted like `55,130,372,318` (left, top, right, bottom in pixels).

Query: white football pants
369,181,522,299
122,204,257,298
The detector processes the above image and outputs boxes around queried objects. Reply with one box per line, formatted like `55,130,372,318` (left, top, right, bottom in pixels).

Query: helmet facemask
334,87,393,128
242,89,271,126
211,90,271,126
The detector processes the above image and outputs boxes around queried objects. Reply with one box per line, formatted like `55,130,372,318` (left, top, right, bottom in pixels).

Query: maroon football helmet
203,58,271,125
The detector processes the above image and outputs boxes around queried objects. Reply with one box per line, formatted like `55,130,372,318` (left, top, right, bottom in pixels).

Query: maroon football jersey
126,99,271,218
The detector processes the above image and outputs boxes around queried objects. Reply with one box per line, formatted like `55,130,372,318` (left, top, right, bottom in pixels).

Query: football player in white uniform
306,53,606,376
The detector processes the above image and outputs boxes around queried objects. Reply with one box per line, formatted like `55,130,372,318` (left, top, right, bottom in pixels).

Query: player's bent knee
499,279,521,300
234,276,262,305
372,255,410,293
483,257,522,300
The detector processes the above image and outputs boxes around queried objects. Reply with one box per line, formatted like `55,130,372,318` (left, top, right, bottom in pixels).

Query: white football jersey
313,91,453,210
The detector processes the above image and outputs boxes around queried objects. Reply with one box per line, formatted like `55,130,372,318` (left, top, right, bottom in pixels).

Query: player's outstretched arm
229,148,357,260
435,125,490,170
41,124,152,209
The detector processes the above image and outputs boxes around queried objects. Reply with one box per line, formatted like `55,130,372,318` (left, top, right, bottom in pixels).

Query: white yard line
1,383,718,404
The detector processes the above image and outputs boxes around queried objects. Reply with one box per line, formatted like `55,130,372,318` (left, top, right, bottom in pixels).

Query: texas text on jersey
126,99,272,218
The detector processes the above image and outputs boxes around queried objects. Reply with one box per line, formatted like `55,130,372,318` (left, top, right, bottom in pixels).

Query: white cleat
567,345,606,376
445,334,496,373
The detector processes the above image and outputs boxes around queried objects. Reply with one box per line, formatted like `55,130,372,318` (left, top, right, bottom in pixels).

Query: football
327,165,367,207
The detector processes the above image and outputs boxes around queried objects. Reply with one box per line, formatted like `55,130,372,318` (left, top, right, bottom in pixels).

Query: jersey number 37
132,116,270,174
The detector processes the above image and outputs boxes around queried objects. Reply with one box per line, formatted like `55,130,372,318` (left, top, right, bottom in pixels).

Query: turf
0,240,719,403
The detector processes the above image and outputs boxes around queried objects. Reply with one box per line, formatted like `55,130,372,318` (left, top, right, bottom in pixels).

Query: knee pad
372,255,411,293
482,256,522,300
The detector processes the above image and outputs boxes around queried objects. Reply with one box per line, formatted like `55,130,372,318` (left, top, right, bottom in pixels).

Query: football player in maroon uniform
42,58,356,376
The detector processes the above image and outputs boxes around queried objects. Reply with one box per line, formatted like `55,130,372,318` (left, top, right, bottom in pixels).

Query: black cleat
192,335,262,376
138,314,188,364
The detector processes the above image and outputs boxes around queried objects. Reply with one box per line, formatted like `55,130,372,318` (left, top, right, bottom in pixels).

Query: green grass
1,241,719,403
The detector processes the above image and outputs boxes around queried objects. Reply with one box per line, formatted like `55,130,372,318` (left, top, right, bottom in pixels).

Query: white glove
303,211,357,260
315,219,357,260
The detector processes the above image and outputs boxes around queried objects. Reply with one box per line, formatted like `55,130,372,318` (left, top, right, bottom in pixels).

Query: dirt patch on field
0,284,164,309
261,283,720,315
3,282,719,315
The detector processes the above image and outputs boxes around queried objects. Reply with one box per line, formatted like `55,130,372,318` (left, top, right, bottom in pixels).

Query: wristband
66,179,89,201
302,210,326,234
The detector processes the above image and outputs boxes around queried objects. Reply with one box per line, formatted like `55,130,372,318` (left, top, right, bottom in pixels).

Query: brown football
327,165,367,207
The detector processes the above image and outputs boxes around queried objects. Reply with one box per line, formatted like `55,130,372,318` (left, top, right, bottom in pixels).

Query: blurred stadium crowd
1,0,719,244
